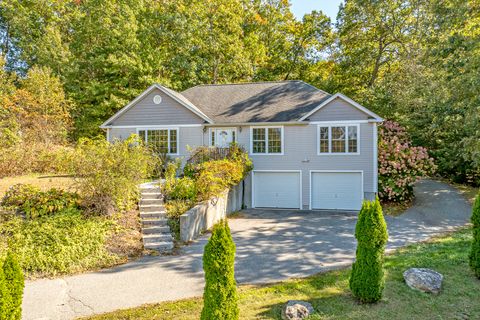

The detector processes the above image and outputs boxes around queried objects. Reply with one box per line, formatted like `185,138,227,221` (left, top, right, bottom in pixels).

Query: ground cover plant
83,228,480,320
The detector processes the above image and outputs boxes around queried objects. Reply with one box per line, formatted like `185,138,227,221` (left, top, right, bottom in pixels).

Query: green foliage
0,252,24,320
163,177,198,202
349,197,388,303
470,193,480,278
201,220,238,320
70,135,158,215
0,209,121,278
1,184,79,220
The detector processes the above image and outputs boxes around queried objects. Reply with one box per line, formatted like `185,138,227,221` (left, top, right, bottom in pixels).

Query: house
100,81,383,211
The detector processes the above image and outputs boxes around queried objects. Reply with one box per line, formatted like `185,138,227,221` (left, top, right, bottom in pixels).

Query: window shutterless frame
136,127,179,155
249,126,284,155
316,123,360,155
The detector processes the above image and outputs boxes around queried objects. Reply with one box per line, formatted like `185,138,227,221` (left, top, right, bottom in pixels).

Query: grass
0,174,76,198
84,228,480,320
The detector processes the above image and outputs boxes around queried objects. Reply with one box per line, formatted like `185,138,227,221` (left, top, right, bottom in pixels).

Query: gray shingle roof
181,80,331,123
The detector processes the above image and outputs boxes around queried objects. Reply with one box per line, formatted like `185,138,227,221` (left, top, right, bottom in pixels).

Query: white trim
309,170,364,210
299,93,383,122
310,120,371,124
205,121,307,127
136,127,180,156
316,124,360,155
99,84,213,128
208,127,238,147
249,126,285,155
373,123,378,193
102,124,202,129
251,170,302,210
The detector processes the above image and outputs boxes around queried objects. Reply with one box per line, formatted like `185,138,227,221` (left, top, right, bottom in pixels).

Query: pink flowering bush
378,121,436,202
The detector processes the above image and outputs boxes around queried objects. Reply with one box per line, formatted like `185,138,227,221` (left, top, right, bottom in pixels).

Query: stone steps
139,182,173,253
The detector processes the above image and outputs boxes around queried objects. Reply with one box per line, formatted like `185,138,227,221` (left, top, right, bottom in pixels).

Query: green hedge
201,220,238,320
349,197,388,303
470,193,480,278
0,252,24,320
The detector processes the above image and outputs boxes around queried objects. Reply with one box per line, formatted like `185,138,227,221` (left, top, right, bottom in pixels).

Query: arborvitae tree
470,193,480,278
1,252,24,320
201,220,238,320
349,197,388,303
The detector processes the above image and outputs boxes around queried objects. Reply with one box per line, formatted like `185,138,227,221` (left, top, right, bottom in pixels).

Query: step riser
140,199,164,205
142,220,168,226
140,206,166,213
144,236,173,244
142,226,170,235
145,245,174,252
141,193,163,200
140,214,166,219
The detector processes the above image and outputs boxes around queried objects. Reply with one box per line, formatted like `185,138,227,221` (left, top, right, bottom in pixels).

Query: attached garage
310,171,363,211
252,171,302,209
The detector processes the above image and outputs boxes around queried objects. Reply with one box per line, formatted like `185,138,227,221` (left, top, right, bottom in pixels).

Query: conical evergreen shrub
349,197,388,303
0,260,6,319
469,193,480,278
201,220,238,320
1,252,24,320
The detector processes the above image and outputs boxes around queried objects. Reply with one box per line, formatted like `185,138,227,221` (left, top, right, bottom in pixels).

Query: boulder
281,300,314,320
403,268,443,294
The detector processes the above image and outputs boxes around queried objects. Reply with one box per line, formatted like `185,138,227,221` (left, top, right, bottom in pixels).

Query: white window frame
136,127,179,155
209,127,238,147
249,126,284,155
316,123,360,155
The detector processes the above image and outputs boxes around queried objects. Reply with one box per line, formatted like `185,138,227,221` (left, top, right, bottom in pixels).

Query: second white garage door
253,171,301,209
311,171,363,210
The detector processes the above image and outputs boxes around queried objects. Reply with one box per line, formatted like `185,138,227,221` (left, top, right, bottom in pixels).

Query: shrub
470,193,480,278
195,159,250,201
349,197,388,303
0,260,6,318
378,121,436,202
1,252,24,320
1,184,80,219
0,209,121,277
70,135,159,215
201,220,238,320
163,177,198,201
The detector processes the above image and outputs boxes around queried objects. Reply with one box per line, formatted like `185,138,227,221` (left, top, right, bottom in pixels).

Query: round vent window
153,95,162,104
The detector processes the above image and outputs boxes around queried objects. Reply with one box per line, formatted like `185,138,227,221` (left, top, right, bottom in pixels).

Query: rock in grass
281,300,314,320
403,268,443,294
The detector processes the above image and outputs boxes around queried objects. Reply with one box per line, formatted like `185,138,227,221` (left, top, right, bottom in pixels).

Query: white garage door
311,172,363,210
253,171,301,209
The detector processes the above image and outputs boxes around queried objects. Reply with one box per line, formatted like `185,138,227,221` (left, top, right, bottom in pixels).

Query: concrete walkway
22,180,472,320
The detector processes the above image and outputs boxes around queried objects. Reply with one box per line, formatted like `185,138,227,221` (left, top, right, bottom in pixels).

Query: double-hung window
251,127,283,155
318,124,359,154
138,128,178,155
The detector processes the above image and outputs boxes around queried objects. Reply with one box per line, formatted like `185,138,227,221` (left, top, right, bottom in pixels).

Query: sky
290,0,344,22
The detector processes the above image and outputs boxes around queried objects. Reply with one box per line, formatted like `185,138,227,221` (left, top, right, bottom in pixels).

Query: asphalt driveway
23,179,472,320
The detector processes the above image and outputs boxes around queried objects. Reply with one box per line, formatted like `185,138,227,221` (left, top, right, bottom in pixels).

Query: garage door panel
253,172,300,209
311,172,362,210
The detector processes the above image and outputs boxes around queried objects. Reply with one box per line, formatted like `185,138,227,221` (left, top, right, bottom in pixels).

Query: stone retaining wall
180,182,243,242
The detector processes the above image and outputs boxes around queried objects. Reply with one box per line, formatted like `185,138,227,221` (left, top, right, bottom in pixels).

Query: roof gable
299,93,383,122
100,84,212,128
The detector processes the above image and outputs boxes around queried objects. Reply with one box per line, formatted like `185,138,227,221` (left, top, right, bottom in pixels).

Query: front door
212,128,236,147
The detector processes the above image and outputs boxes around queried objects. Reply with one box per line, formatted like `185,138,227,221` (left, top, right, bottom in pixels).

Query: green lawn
84,228,479,320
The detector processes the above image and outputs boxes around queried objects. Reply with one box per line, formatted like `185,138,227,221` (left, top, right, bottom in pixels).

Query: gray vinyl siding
308,98,369,121
109,88,204,126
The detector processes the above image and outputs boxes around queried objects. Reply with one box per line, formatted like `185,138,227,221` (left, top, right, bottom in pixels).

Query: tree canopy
0,0,478,184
